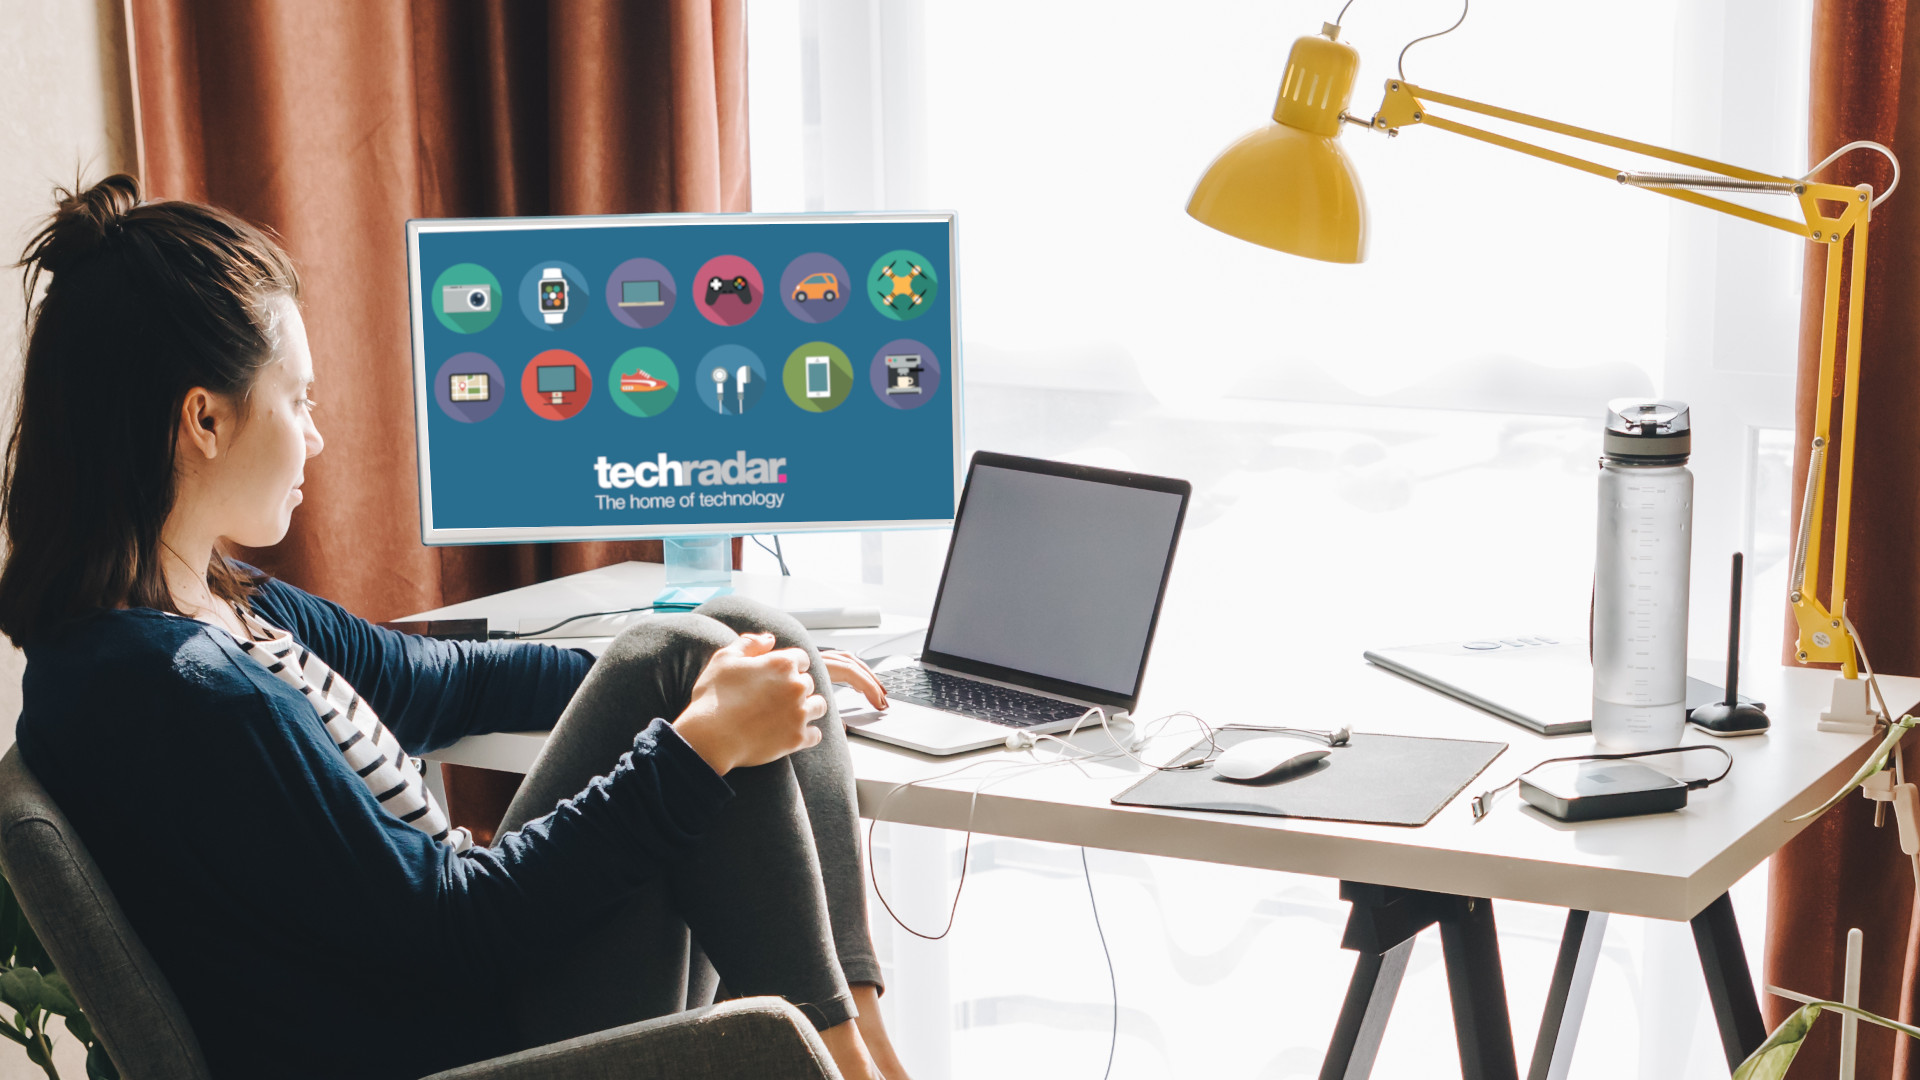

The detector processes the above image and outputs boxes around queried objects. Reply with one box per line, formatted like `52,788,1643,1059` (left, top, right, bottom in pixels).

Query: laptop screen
921,454,1188,704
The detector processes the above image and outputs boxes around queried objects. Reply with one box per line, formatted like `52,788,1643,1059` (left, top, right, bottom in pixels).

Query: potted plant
0,869,113,1079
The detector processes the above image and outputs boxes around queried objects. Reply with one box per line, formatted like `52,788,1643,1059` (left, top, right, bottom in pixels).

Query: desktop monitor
405,212,962,544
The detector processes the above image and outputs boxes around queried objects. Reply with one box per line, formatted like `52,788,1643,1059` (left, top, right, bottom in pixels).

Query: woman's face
212,298,325,547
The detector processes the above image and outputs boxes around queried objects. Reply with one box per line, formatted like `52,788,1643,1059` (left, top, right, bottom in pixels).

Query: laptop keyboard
877,666,1089,729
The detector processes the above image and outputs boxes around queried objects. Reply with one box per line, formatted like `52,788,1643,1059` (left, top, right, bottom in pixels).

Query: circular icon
695,345,766,415
431,263,503,334
779,253,851,324
869,339,943,409
518,261,590,331
867,249,939,321
520,349,593,420
782,343,854,413
692,255,764,327
433,352,504,422
607,347,679,418
605,258,677,329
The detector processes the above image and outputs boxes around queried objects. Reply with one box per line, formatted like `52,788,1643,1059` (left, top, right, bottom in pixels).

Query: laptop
1364,637,1762,736
619,279,665,306
849,451,1190,755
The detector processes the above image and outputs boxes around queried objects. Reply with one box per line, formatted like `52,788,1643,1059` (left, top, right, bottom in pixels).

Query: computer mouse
1213,739,1331,783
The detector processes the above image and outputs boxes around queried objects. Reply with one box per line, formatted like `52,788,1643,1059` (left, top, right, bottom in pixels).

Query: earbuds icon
700,351,763,415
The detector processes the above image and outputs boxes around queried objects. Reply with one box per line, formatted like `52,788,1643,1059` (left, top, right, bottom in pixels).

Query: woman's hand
822,648,887,711
673,632,825,775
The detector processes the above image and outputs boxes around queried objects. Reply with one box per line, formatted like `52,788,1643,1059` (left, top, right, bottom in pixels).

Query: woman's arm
247,574,593,753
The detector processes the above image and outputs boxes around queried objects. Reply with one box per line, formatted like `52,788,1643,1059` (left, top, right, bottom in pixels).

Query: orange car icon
792,272,839,303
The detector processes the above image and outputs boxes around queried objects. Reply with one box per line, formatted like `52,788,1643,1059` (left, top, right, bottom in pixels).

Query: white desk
408,560,1896,1080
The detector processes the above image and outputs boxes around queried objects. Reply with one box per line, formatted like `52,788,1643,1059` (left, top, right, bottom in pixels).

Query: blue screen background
412,218,958,540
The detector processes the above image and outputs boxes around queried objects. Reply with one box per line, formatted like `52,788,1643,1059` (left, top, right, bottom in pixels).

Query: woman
0,175,913,1080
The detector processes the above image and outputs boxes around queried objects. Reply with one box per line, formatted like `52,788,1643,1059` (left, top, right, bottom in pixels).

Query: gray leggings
495,596,882,1050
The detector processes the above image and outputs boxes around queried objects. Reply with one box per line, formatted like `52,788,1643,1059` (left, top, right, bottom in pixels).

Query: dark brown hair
0,174,302,645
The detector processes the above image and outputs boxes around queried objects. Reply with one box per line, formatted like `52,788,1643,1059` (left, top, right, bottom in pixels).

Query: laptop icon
852,452,1191,756
619,280,665,307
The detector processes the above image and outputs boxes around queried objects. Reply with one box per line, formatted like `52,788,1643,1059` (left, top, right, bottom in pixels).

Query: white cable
1398,0,1470,82
864,707,1218,938
1802,140,1901,209
1841,606,1896,726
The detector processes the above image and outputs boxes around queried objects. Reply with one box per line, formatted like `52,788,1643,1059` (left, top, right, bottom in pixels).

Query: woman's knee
599,611,737,677
695,594,816,653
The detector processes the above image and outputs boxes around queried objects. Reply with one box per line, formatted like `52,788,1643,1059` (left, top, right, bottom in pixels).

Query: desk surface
409,559,1898,923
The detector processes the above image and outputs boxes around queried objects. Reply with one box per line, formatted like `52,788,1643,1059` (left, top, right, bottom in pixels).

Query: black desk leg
1321,934,1415,1080
1321,884,1520,1080
1440,898,1521,1080
1691,891,1767,1069
1527,910,1608,1080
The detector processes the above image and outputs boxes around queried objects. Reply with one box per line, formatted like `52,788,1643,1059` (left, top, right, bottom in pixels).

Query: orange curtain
1768,1,1920,1077
126,0,750,620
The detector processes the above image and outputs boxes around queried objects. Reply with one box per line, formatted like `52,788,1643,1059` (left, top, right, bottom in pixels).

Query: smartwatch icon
539,267,569,325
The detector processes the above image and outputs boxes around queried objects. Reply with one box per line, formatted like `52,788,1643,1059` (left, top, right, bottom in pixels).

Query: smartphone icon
805,355,831,398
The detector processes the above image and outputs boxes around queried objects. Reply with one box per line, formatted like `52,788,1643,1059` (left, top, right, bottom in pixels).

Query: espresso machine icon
883,353,924,394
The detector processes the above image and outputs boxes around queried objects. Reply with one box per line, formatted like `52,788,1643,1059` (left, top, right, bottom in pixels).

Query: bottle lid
1603,399,1691,462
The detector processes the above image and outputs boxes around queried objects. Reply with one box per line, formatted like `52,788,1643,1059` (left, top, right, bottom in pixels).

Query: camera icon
441,284,492,314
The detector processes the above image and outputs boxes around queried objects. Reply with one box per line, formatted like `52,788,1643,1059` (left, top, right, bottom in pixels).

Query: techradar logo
593,452,788,490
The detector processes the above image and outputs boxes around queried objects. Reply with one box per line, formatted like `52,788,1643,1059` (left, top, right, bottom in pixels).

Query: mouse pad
1111,728,1507,827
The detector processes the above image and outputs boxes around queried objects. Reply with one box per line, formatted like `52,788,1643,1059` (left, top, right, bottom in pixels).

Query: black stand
1320,883,1517,1080
1319,884,1767,1079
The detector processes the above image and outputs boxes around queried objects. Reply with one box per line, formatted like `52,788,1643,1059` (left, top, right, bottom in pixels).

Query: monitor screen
406,212,962,543
535,365,576,393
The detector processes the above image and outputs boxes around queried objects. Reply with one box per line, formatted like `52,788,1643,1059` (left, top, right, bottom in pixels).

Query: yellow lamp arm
1366,79,1875,676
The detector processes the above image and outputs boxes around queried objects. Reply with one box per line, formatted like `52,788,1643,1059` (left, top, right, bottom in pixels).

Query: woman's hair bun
21,173,143,279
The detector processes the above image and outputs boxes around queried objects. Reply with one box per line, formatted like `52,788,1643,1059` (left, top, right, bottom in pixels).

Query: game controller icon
706,275,753,306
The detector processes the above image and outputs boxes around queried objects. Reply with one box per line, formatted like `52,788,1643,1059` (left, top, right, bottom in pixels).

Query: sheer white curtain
747,3,1812,1076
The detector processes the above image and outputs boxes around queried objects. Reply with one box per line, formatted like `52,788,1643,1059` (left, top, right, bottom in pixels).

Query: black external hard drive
1519,760,1690,821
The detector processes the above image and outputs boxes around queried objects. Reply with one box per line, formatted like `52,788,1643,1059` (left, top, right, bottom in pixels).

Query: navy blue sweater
16,577,734,1079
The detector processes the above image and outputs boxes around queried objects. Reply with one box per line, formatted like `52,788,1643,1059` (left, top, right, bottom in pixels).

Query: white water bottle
1592,400,1693,750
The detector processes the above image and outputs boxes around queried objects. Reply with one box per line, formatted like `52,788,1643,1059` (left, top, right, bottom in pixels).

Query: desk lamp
1189,11,1899,732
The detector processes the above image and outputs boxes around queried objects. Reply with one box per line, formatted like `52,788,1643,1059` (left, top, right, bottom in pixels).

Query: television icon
449,373,490,402
884,354,924,394
537,364,577,405
619,279,665,307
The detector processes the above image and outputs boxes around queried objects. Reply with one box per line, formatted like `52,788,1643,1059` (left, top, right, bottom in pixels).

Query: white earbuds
1002,714,1146,756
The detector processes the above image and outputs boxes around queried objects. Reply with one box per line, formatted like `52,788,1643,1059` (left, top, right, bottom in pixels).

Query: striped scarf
235,620,473,853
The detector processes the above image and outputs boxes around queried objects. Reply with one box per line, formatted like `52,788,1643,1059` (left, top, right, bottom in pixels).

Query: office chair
0,748,839,1080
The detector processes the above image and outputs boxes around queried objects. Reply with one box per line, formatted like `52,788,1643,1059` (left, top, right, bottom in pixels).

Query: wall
0,0,134,1074
0,0,136,747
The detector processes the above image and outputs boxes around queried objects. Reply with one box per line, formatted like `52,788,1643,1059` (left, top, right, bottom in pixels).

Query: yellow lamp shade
1187,31,1369,263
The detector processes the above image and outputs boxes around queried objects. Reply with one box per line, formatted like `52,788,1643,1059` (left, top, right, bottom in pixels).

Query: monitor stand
654,536,735,610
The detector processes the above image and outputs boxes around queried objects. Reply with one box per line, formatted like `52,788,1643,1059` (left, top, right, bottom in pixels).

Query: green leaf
0,1020,28,1045
21,1032,48,1069
87,1037,120,1080
63,1011,91,1043
0,969,43,1016
1791,714,1918,822
1734,1002,1820,1080
37,973,76,1017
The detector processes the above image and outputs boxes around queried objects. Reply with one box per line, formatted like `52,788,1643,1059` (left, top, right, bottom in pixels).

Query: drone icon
873,258,932,313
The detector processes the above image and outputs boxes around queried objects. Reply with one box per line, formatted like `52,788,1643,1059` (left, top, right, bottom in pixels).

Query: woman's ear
178,387,226,461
